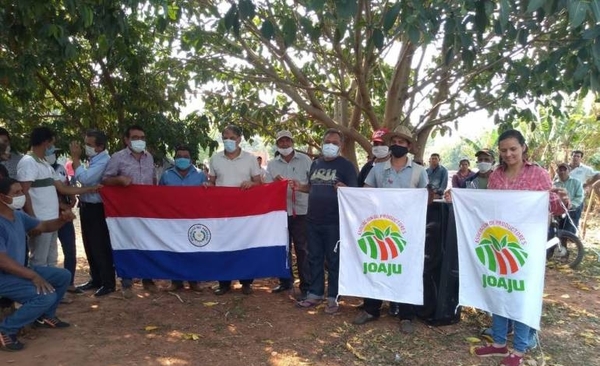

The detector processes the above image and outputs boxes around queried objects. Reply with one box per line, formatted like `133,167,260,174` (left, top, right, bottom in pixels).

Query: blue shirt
426,165,448,195
159,166,207,186
307,156,358,224
75,150,110,203
0,211,39,274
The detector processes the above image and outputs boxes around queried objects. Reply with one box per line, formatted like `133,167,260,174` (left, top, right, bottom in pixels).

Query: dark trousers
279,215,310,293
58,221,77,286
80,202,116,288
363,298,415,320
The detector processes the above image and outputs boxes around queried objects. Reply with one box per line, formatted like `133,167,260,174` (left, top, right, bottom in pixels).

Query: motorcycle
546,215,585,268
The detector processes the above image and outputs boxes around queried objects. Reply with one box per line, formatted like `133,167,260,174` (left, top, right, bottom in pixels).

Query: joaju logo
357,215,406,276
475,221,528,293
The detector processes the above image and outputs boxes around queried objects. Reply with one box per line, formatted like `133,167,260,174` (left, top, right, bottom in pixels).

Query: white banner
452,189,548,330
338,187,428,304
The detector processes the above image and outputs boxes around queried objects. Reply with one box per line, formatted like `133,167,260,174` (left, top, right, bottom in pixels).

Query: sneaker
35,316,70,329
0,332,24,351
399,319,415,334
500,353,523,366
353,311,377,325
474,345,509,357
122,287,134,299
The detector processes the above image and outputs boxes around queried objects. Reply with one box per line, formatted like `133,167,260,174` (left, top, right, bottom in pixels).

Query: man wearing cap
354,125,428,334
465,149,496,189
452,158,475,188
553,162,584,234
357,129,390,187
426,153,448,198
265,130,312,298
208,124,262,295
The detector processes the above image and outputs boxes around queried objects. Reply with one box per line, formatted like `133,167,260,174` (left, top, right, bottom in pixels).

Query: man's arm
439,169,449,195
54,180,98,195
20,181,35,217
240,175,262,190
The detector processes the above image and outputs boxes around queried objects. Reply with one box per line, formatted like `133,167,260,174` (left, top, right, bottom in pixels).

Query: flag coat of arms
452,189,548,330
100,181,289,281
338,187,428,304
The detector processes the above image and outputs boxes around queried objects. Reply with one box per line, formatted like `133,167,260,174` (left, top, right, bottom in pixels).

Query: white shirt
209,150,261,187
16,154,59,220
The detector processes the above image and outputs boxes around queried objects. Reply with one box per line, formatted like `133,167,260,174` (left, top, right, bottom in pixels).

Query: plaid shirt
488,161,564,215
103,147,156,185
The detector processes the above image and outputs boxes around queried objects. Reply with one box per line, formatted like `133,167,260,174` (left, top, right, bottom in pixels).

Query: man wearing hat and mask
354,125,428,333
553,162,584,234
465,149,496,189
265,130,313,299
357,129,390,187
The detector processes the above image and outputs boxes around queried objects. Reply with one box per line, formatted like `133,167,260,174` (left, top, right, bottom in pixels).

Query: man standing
426,153,448,198
0,128,23,179
295,128,358,314
71,130,116,297
569,150,599,185
465,149,496,189
353,125,428,333
159,144,207,291
208,125,262,295
265,130,312,299
554,162,584,234
357,128,390,187
0,178,74,351
102,125,157,298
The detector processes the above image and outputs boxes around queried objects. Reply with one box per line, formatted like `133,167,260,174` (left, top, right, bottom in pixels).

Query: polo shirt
159,166,207,186
265,151,312,216
365,157,428,188
0,210,39,274
16,154,59,220
209,150,261,187
103,148,155,185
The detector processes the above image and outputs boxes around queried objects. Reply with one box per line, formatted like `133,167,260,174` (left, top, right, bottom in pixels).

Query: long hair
497,129,528,167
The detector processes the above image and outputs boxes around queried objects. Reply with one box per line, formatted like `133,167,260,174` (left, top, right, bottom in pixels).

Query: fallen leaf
144,325,159,331
465,337,481,343
203,301,219,307
182,333,201,340
560,294,570,299
345,342,366,360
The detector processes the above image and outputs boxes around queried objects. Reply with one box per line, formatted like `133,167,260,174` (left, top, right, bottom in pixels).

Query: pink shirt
488,162,564,215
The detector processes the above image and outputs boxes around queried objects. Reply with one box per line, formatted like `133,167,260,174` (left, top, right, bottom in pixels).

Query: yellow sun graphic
480,226,519,244
363,218,400,234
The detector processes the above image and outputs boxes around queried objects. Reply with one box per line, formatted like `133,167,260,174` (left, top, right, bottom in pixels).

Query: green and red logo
357,215,407,261
475,221,528,275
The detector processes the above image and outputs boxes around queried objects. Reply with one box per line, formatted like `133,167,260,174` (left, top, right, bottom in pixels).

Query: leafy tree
0,0,216,158
182,0,600,166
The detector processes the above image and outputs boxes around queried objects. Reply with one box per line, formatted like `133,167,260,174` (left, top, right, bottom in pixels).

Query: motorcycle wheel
546,230,585,269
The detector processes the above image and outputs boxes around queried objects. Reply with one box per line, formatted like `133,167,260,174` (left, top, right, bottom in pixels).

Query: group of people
0,123,589,366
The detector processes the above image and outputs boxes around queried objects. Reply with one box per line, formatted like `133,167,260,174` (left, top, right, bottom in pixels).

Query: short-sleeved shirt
102,148,155,185
16,154,59,220
364,157,428,189
159,166,207,186
307,156,358,225
0,210,40,273
553,176,584,208
209,150,261,187
569,163,597,185
1,152,23,179
265,151,313,216
76,150,110,203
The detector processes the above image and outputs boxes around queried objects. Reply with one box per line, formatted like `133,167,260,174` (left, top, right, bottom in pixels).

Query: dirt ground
3,213,600,366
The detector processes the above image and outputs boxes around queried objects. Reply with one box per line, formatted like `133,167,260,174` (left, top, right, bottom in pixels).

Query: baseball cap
384,125,415,144
475,148,495,159
275,130,293,141
557,162,570,170
459,157,470,164
371,128,389,143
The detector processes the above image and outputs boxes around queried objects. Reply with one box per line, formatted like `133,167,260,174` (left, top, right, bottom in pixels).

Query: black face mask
390,145,409,158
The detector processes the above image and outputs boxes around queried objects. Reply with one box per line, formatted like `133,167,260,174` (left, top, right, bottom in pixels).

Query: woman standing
452,158,475,188
473,129,570,366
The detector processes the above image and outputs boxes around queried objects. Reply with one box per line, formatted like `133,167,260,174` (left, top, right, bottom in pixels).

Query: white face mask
477,162,493,173
85,145,98,157
46,154,57,165
223,139,237,153
3,195,26,210
372,146,389,159
322,143,340,159
277,147,294,156
130,140,146,153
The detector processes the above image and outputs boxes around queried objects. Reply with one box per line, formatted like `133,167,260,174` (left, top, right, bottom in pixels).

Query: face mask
130,140,146,153
389,145,409,158
85,145,98,157
45,145,56,156
277,147,294,156
322,143,340,159
372,146,389,159
174,158,192,170
477,162,492,173
46,153,57,165
223,139,237,153
3,195,26,210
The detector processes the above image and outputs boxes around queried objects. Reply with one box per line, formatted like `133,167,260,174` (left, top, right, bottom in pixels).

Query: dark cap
475,148,495,159
557,162,570,170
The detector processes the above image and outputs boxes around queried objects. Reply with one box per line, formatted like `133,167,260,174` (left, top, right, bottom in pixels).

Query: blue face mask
45,145,56,156
174,158,191,170
223,139,237,153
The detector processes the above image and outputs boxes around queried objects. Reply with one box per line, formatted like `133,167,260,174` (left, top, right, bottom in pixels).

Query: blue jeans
492,315,535,353
58,221,77,285
306,223,340,301
0,266,70,335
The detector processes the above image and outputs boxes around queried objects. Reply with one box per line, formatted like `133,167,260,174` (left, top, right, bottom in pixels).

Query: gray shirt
265,151,312,216
365,157,428,188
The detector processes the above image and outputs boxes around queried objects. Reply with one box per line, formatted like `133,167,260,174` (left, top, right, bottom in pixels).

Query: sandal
324,304,339,314
296,298,321,308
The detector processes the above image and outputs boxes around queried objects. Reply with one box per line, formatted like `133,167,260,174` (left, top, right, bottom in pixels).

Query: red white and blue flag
100,181,289,281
